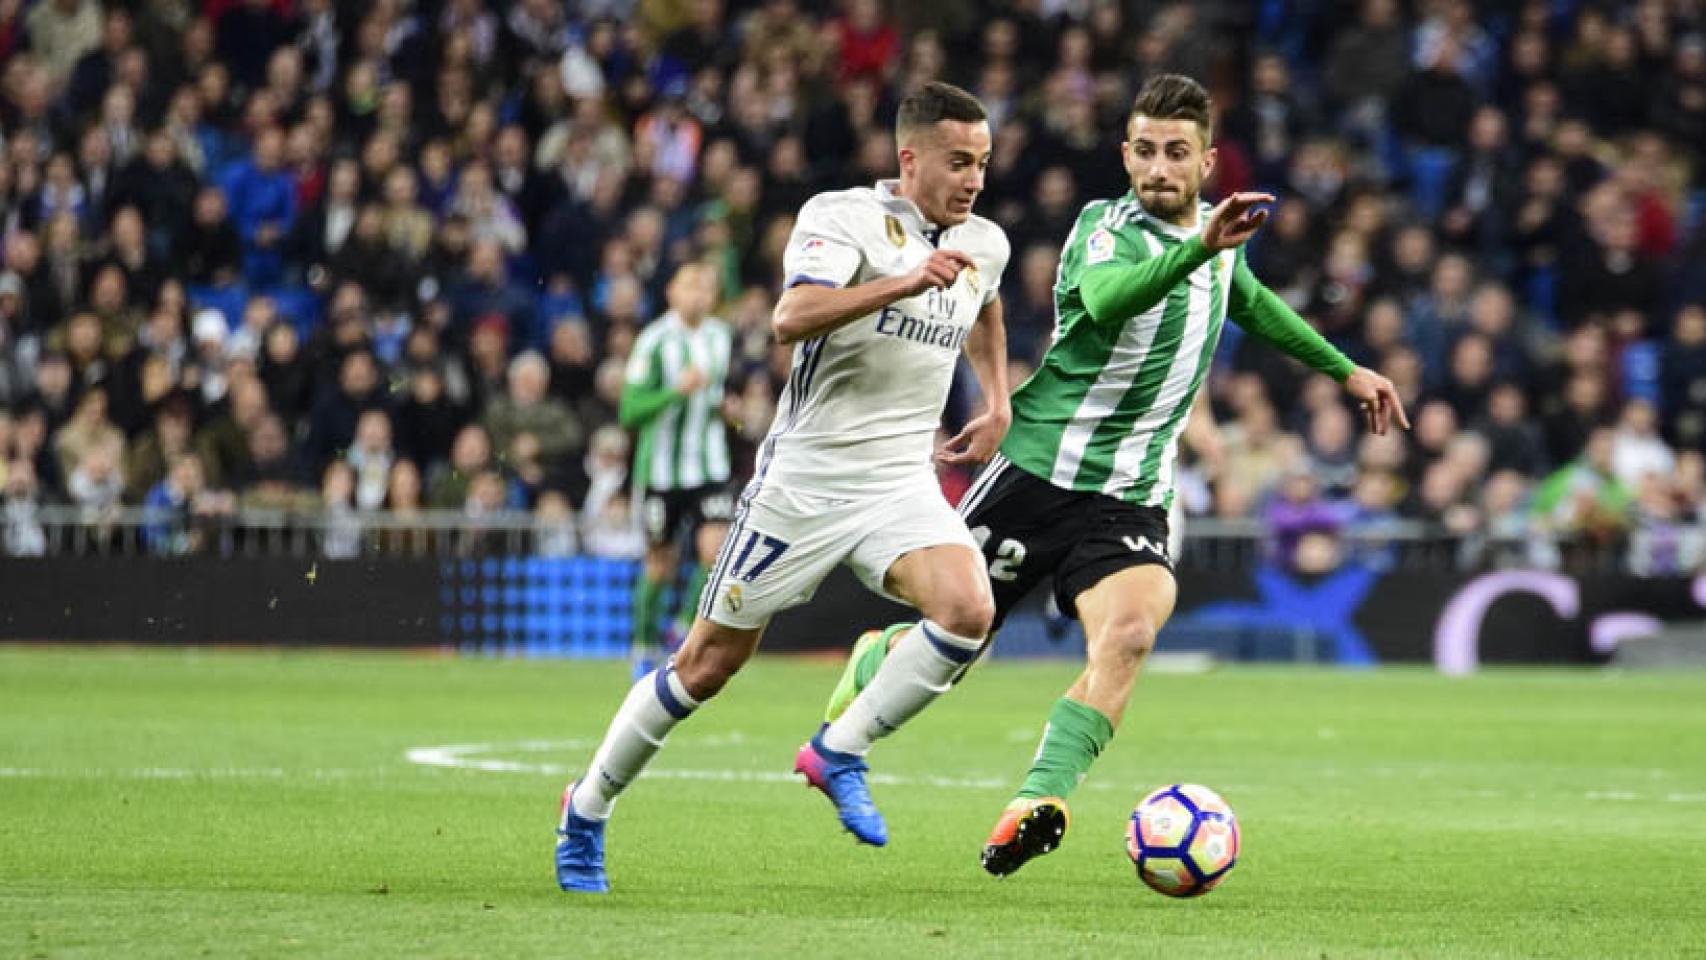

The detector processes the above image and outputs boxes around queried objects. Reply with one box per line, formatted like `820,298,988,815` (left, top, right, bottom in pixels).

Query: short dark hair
895,81,987,144
1129,74,1213,144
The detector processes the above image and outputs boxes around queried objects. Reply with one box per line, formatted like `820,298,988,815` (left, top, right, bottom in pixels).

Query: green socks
1015,698,1115,800
822,622,912,723
631,576,664,652
858,622,909,685
673,564,708,636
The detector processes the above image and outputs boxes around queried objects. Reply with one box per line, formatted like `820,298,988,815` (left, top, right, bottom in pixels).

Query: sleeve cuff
786,274,841,289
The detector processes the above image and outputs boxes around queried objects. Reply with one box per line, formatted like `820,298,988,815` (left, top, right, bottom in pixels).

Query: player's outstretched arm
772,249,974,344
1078,192,1278,324
1225,261,1409,434
938,297,1012,466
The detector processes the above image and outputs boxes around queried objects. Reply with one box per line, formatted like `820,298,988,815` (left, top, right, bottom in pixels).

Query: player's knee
1098,614,1157,664
931,590,994,641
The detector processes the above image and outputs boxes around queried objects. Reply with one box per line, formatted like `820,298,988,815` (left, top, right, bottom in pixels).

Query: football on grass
1126,783,1240,897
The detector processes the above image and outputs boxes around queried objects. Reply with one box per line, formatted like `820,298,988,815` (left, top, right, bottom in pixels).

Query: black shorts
640,485,734,548
960,455,1173,632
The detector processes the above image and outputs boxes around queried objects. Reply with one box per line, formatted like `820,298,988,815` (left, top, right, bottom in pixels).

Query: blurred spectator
344,408,396,512
1627,472,1706,577
28,0,102,90
448,161,525,255
483,350,582,490
317,459,361,559
52,387,122,481
451,240,537,346
534,488,578,557
65,432,123,516
1264,466,1342,572
1532,426,1633,558
1610,398,1675,490
2,457,46,556
582,489,643,560
427,423,491,510
142,451,231,555
125,391,195,503
304,348,384,474
196,376,271,488
1304,403,1359,498
177,187,243,286
1324,0,1408,118
1473,382,1547,479
1660,304,1706,451
393,362,465,473
219,126,297,287
1005,244,1059,362
457,467,512,555
230,412,303,509
1219,399,1302,518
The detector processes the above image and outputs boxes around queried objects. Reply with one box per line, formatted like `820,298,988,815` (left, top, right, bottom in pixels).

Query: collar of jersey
1121,189,1211,241
660,309,716,332
875,179,946,239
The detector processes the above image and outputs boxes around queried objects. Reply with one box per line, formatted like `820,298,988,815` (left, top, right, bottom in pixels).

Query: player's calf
671,619,760,700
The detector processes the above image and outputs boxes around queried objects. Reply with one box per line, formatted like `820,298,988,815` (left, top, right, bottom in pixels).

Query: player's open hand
1343,366,1411,435
936,406,1011,467
905,249,975,296
1201,192,1275,252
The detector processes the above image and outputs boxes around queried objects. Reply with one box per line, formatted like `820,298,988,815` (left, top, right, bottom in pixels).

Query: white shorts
698,473,980,630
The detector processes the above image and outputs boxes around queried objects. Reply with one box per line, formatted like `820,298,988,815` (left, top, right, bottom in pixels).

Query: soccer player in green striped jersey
620,263,736,673
820,74,1410,877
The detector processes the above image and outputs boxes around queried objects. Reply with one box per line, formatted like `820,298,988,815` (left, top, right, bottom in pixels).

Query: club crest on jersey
725,585,743,613
961,263,980,296
884,215,906,247
1086,228,1116,264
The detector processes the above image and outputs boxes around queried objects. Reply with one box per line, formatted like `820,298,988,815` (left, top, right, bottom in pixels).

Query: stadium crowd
0,0,1704,574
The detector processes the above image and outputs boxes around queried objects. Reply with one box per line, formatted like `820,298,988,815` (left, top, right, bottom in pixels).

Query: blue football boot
793,727,888,846
555,781,610,893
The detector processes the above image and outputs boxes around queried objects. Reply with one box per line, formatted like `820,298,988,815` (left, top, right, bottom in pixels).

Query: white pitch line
399,740,1706,804
0,767,367,780
404,739,1011,790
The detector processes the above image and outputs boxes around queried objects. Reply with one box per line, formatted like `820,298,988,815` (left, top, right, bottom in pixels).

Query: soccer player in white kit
555,82,1013,892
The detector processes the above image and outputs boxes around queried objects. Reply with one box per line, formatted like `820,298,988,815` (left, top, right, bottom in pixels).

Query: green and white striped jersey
623,310,734,493
1002,193,1235,508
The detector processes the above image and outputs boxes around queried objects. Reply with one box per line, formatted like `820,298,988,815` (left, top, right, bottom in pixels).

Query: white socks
820,620,982,756
569,660,700,821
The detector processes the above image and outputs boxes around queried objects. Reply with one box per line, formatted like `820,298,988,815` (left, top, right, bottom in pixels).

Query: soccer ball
1125,783,1240,897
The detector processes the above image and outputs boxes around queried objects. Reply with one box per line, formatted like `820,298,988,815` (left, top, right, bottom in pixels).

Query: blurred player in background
1172,390,1224,559
556,82,1013,893
620,263,736,678
819,74,1409,878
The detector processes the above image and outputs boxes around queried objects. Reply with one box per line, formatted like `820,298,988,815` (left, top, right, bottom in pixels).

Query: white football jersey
754,179,1010,499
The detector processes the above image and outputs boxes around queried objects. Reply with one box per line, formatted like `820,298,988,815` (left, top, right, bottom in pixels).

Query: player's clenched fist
903,249,975,295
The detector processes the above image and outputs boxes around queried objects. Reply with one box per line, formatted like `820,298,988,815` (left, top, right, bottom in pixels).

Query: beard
1137,183,1196,222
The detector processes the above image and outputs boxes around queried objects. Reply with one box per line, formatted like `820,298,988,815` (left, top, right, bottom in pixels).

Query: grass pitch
2,647,1704,959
